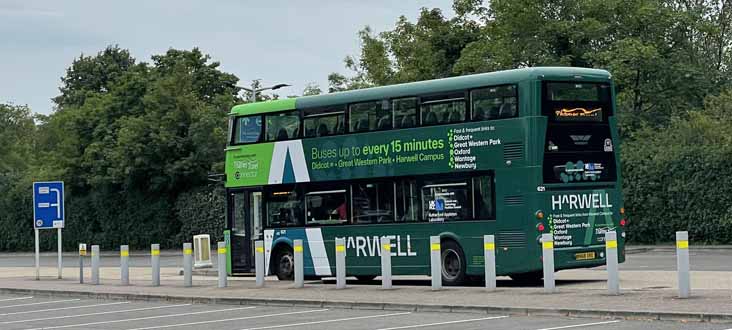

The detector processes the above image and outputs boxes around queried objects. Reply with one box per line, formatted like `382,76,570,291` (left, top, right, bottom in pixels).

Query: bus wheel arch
270,243,294,281
439,238,467,286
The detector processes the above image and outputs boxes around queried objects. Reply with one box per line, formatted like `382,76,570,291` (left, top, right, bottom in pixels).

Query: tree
54,46,136,109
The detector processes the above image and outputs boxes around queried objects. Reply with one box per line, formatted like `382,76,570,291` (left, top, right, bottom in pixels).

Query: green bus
224,67,626,285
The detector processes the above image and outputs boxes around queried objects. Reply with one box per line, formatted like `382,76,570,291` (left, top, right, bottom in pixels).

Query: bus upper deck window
265,111,299,141
234,115,262,144
420,93,466,125
349,100,392,132
471,85,517,121
393,97,417,129
303,106,345,138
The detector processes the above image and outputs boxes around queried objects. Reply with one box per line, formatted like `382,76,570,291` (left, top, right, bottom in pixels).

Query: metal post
430,236,441,290
294,239,304,288
335,238,346,289
78,243,86,284
484,235,496,291
151,244,160,287
541,233,555,293
605,231,620,295
57,228,62,279
217,242,227,288
676,231,690,298
255,240,265,288
380,236,392,289
120,245,129,286
34,229,40,281
91,245,100,285
183,243,193,287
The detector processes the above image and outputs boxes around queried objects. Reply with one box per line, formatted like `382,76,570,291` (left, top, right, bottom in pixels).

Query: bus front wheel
441,240,467,286
273,247,294,281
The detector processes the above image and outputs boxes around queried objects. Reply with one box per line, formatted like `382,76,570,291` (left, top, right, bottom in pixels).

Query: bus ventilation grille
504,195,524,206
503,143,523,160
497,231,527,249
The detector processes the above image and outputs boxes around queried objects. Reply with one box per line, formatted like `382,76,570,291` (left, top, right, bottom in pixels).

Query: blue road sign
33,181,64,229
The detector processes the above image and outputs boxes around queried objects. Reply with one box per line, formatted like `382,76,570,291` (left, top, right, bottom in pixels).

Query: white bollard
430,236,441,290
676,231,690,298
255,240,265,288
335,238,346,289
183,243,193,287
151,244,160,287
78,243,86,284
484,235,496,291
541,234,555,293
380,236,392,289
605,231,620,295
294,240,304,288
91,245,100,285
120,245,129,286
217,242,227,288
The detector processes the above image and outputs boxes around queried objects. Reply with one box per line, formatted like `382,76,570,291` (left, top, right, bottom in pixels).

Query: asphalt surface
0,253,189,268
0,294,727,330
621,248,732,271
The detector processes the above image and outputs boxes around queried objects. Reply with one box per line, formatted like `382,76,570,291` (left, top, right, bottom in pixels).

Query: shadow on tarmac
318,278,604,288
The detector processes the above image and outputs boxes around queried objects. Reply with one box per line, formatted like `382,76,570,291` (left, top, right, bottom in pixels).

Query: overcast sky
0,0,454,115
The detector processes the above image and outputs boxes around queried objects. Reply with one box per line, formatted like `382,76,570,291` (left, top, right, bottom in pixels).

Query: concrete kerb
0,287,731,323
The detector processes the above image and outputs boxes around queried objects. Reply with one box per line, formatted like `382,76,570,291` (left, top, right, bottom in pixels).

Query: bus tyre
441,240,467,286
510,271,543,285
273,247,294,281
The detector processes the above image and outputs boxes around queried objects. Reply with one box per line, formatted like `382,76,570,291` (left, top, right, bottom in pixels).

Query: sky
0,0,454,115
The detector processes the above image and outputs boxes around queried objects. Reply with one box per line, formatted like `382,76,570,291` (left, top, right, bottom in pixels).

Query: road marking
376,315,508,330
537,320,621,330
0,298,80,310
0,301,129,316
240,312,412,330
127,309,329,330
0,296,33,303
4,302,184,324
25,305,251,330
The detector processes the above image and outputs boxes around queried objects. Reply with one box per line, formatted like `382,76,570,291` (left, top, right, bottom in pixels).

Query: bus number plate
575,252,596,260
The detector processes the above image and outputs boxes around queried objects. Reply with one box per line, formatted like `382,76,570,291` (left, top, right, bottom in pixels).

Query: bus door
228,189,263,273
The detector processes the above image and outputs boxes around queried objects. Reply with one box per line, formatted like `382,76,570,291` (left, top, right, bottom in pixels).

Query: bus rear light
535,210,545,220
620,218,627,227
537,223,546,232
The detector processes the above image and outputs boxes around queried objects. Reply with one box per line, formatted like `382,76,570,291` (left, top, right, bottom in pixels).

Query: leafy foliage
0,46,237,250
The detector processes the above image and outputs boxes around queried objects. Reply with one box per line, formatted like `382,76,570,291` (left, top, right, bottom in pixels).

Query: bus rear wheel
273,247,294,281
441,240,467,286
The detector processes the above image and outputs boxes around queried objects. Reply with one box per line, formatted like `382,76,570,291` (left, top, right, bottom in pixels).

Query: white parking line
0,296,33,303
376,315,509,330
0,301,129,316
240,312,412,330
25,306,255,330
126,309,330,330
0,299,80,310
2,302,184,324
537,320,622,330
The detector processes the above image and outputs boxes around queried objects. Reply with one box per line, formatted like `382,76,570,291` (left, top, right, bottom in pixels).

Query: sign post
33,181,65,280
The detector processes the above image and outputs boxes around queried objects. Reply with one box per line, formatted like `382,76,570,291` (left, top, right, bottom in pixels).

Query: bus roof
229,67,610,116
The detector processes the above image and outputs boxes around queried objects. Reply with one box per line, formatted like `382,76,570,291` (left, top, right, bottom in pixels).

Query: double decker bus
224,67,626,285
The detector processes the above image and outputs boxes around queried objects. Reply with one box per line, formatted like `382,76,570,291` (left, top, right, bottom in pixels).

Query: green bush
622,108,732,244
174,185,226,246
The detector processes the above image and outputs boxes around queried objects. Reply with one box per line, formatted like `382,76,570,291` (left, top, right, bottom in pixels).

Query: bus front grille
497,231,527,249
